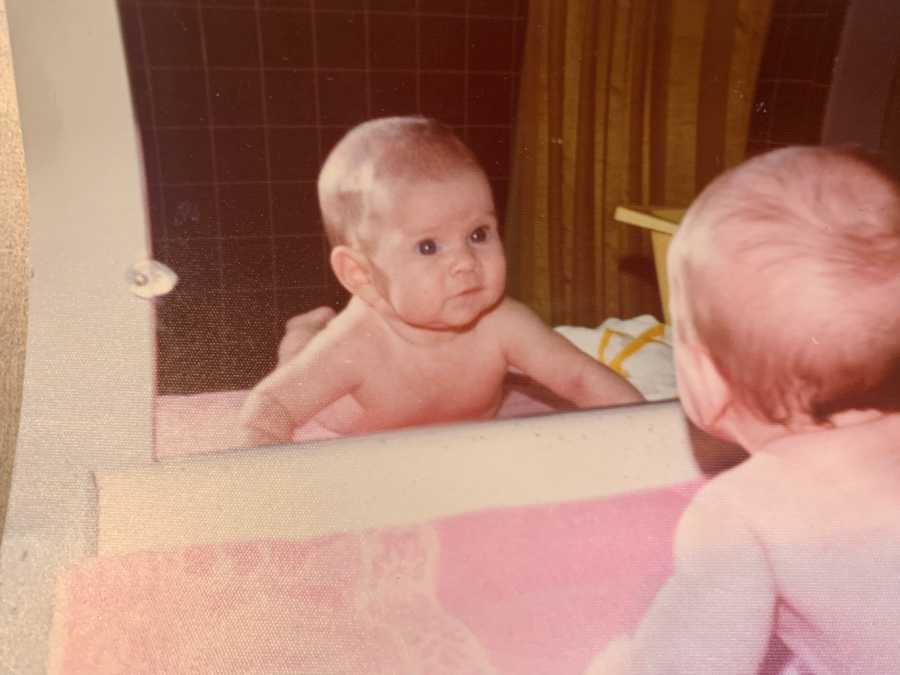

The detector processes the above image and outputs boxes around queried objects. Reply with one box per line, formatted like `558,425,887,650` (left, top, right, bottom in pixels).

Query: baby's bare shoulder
490,296,534,318
688,451,815,540
282,300,387,366
477,296,542,334
479,298,567,356
325,302,393,355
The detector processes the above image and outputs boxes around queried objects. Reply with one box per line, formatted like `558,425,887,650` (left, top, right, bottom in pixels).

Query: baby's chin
393,285,505,330
406,301,497,332
447,290,505,325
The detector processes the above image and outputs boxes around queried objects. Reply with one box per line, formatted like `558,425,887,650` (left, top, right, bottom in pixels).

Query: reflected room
114,0,872,456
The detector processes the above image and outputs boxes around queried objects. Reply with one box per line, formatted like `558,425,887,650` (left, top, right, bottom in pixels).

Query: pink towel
49,481,700,674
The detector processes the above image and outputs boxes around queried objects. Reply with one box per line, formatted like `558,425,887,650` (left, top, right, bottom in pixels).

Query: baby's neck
385,316,470,347
356,297,469,347
746,409,900,457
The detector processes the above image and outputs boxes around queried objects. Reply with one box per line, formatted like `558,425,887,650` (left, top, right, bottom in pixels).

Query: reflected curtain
505,0,773,326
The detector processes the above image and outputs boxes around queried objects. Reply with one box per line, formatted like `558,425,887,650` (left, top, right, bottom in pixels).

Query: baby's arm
496,300,643,407
238,337,361,447
277,306,336,365
587,489,775,674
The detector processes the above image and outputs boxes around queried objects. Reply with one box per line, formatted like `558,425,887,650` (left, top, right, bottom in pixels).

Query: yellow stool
613,206,685,325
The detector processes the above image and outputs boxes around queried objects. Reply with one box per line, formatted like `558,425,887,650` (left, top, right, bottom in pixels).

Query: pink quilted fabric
49,482,700,674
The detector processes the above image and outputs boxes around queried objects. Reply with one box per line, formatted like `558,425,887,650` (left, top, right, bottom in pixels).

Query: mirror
113,0,880,457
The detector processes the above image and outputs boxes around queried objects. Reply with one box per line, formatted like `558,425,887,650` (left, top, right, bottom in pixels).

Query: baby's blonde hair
318,116,485,248
669,145,900,424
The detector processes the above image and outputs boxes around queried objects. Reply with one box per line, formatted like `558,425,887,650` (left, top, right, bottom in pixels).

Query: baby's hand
235,424,278,449
236,389,297,448
582,635,633,675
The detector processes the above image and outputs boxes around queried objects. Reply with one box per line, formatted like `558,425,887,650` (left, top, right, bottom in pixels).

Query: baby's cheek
485,249,507,282
394,282,442,320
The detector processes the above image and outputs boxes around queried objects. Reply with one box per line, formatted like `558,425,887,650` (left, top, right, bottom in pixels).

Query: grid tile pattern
118,0,528,394
746,0,848,156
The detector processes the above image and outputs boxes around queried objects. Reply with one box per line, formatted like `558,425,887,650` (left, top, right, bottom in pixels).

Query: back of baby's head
318,116,484,248
669,145,900,424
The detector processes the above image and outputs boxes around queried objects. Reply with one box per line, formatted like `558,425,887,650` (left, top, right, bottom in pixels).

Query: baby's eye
470,226,490,243
416,239,438,255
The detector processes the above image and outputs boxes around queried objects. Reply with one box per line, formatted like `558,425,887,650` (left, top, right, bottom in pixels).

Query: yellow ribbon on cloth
598,323,666,377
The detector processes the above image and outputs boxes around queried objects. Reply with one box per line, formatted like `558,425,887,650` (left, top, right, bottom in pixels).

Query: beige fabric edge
0,0,30,542
96,401,702,556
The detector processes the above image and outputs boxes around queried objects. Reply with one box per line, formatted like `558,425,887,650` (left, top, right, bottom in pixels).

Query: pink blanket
50,481,700,674
154,379,563,458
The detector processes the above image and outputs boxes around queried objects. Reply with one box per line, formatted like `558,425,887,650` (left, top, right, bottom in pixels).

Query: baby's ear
330,246,376,300
675,342,732,435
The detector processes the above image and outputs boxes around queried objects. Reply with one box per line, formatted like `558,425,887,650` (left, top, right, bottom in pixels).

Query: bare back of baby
725,416,900,673
588,416,900,675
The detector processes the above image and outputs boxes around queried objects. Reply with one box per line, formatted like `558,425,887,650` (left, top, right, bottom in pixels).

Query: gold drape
505,0,772,326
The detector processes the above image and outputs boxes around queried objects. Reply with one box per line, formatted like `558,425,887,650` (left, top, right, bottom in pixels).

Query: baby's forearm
238,389,297,447
569,365,644,407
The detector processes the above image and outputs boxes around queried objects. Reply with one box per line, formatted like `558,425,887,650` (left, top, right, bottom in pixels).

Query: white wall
0,1,153,671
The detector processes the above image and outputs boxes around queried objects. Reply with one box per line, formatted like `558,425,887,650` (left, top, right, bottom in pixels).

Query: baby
588,146,900,674
238,117,642,446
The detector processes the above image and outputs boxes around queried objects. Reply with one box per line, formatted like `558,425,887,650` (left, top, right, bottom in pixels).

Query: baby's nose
450,247,477,274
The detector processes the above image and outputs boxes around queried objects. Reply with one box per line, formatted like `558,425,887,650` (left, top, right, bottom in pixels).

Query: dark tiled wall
746,0,848,155
118,0,527,394
884,64,900,177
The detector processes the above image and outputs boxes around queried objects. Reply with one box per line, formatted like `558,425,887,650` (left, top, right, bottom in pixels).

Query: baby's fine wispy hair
668,145,900,424
317,116,485,248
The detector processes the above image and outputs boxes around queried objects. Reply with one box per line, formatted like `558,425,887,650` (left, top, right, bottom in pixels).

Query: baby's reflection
237,116,642,448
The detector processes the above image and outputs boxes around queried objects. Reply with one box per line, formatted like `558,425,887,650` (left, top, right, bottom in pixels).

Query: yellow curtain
505,0,772,326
